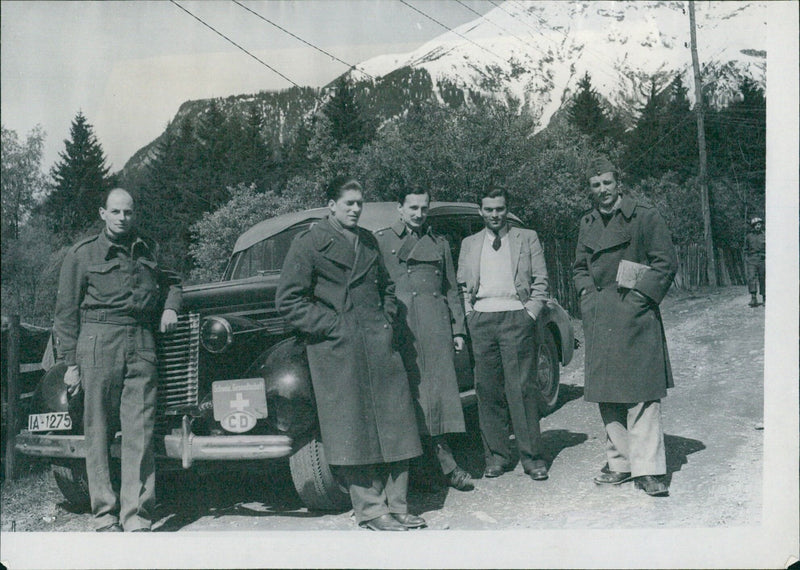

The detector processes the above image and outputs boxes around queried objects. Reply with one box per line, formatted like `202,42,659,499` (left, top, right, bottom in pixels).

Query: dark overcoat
573,195,677,403
277,217,421,466
375,221,466,437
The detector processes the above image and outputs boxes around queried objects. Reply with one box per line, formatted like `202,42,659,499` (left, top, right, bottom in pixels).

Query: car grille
155,313,200,427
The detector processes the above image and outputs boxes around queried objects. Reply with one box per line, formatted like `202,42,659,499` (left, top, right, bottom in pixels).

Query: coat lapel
316,219,355,269
349,228,379,285
508,227,522,278
580,198,634,254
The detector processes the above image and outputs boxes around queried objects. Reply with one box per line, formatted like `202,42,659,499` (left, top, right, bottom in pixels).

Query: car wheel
51,459,91,512
289,436,350,511
536,330,560,416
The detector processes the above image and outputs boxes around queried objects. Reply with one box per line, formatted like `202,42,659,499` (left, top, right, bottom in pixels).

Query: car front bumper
15,416,294,468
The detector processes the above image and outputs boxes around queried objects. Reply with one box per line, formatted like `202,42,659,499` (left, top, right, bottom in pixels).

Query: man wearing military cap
744,216,765,307
573,156,678,497
54,188,182,531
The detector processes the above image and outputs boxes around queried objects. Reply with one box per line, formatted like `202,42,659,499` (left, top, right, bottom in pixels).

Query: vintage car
15,202,574,511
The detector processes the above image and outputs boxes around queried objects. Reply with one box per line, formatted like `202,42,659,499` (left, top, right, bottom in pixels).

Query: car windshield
224,223,311,281
222,210,509,281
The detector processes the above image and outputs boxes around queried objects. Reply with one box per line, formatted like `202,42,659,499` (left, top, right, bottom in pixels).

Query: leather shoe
526,465,549,481
634,475,669,497
130,528,151,532
392,513,427,528
594,470,632,485
446,467,474,491
484,461,514,478
360,513,407,531
96,523,123,532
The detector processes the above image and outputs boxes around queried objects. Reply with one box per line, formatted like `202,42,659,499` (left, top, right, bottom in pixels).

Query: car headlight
200,316,233,353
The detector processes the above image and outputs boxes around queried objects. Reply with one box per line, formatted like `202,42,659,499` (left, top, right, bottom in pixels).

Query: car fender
244,336,317,437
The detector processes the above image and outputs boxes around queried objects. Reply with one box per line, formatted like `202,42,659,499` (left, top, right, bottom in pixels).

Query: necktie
492,234,501,251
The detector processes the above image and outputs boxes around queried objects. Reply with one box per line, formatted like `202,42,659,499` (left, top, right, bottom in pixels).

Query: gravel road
1,287,765,535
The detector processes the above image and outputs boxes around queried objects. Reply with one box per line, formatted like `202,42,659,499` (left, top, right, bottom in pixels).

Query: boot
749,294,758,307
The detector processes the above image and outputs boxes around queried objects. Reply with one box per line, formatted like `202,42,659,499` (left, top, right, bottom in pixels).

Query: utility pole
689,0,717,286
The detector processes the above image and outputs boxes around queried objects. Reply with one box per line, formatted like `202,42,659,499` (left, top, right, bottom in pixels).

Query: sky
1,0,491,172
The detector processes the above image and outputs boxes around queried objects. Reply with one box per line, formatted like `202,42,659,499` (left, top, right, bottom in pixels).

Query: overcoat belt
573,196,678,403
375,222,466,436
277,217,421,465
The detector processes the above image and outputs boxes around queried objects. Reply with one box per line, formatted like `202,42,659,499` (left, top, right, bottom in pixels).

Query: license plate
212,378,267,434
28,412,72,432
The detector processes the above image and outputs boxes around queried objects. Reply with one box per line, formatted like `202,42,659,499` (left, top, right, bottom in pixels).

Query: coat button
432,292,438,297
383,324,389,329
412,292,417,296
435,270,440,275
374,279,379,284
391,249,396,254
597,286,603,291
407,269,411,273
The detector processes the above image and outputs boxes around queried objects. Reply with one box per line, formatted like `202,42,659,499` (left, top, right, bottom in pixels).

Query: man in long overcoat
277,176,424,531
375,187,473,492
573,157,677,497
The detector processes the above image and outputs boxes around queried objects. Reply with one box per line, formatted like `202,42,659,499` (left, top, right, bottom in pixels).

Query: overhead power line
230,0,375,80
398,0,509,64
169,0,301,88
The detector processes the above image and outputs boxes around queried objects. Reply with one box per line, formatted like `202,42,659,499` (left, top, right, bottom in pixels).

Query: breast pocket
137,258,160,295
86,260,122,300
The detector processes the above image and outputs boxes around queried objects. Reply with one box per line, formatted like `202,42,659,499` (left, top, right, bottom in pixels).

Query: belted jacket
54,231,182,366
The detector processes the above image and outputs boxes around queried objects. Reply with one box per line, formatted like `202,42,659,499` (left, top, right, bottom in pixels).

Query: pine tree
568,73,609,142
42,111,113,236
322,77,375,151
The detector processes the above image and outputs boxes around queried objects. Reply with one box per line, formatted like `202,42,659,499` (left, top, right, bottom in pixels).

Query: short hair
102,188,135,208
396,185,430,205
478,186,509,207
325,176,362,202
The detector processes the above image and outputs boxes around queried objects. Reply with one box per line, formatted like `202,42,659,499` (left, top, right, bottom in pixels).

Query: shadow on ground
154,459,332,531
664,434,706,484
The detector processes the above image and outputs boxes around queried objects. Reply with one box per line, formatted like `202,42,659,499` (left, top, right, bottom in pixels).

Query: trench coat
276,217,421,466
573,195,677,403
375,221,466,437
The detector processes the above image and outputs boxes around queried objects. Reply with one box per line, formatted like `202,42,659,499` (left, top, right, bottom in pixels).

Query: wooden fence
542,239,747,318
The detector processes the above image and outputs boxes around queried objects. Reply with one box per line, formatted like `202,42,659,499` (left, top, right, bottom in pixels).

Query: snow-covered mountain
121,1,767,176
350,0,767,128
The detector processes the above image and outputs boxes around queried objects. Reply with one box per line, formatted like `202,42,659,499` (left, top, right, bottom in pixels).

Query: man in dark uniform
375,187,473,492
277,176,424,531
744,216,765,307
54,188,181,531
573,157,677,497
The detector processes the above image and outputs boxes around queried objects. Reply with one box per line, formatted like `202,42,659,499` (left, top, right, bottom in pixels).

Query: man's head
750,217,764,231
479,187,509,233
397,187,430,232
586,156,621,214
326,176,363,229
100,188,135,238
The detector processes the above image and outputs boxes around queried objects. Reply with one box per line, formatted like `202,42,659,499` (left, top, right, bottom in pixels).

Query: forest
1,72,765,325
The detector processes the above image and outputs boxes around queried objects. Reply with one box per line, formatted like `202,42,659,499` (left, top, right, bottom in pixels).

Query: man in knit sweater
457,187,551,481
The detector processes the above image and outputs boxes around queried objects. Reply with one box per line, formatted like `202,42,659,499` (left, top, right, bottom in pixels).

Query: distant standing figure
54,188,182,531
573,157,677,497
744,217,765,307
375,186,473,492
277,176,424,531
457,187,551,482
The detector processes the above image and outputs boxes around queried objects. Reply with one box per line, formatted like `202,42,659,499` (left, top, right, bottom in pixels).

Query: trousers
746,259,765,297
336,461,409,524
468,310,545,470
78,321,157,531
599,400,666,477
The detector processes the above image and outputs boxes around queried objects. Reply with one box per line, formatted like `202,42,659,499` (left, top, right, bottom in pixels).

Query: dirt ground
0,286,765,534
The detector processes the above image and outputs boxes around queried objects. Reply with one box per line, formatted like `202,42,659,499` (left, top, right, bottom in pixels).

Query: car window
428,215,485,262
227,223,312,280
